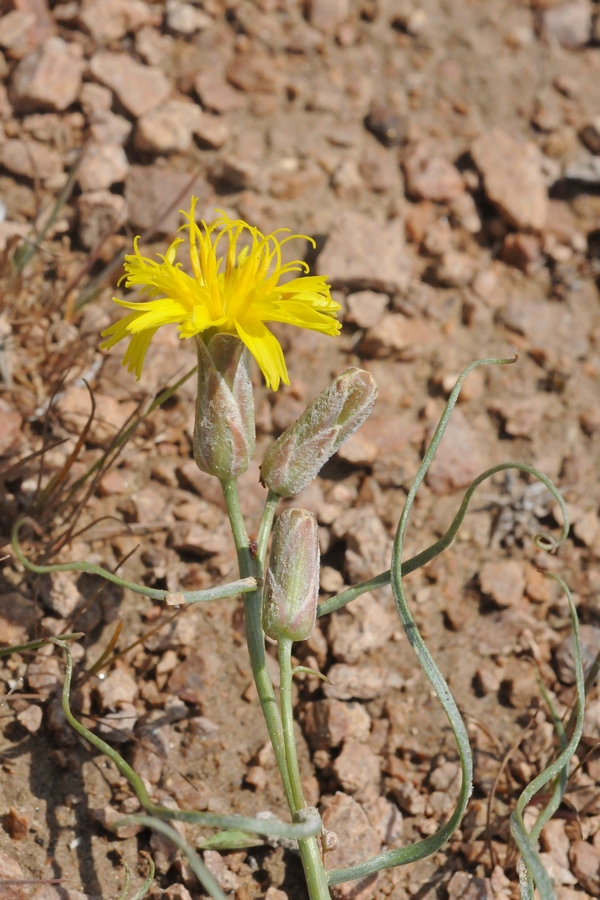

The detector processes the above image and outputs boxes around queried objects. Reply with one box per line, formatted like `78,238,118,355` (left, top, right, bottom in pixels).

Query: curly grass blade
329,357,516,885
127,855,155,900
529,673,568,843
319,458,568,618
117,862,131,900
510,576,584,900
564,649,600,740
50,640,320,841
116,816,226,900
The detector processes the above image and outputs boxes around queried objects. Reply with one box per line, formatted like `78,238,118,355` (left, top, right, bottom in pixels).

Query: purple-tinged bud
260,368,378,497
193,334,255,480
262,508,319,642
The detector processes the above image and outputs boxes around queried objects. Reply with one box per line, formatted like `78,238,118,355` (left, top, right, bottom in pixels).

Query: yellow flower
101,199,341,390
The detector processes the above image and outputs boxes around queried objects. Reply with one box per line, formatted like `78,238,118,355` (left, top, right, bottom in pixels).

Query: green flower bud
262,508,319,642
260,368,378,497
193,333,256,480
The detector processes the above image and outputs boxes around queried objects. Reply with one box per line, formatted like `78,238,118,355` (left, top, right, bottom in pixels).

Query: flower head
101,199,341,390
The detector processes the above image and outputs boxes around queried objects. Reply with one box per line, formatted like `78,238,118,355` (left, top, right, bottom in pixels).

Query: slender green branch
279,639,330,900
318,572,390,617
530,673,568,845
222,482,330,900
278,638,306,812
116,816,226,900
220,479,293,808
50,639,320,841
12,518,255,603
319,460,568,618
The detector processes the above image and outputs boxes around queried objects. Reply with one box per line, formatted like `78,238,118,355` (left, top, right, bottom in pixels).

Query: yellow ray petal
124,300,188,333
100,312,140,350
122,327,159,379
235,318,288,391
252,301,342,334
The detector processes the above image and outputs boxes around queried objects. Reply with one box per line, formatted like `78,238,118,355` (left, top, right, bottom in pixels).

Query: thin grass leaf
509,576,584,900
319,459,569,617
117,862,131,900
48,363,195,550
0,632,83,659
87,620,123,677
35,366,196,554
329,357,516,885
122,854,154,900
33,381,96,516
529,672,568,843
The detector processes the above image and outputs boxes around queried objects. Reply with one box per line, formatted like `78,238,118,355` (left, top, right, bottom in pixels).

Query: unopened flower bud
260,368,378,497
193,333,255,480
262,508,319,642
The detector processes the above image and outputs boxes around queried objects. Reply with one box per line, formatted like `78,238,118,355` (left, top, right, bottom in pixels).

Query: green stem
257,489,279,566
510,576,585,900
278,638,305,811
221,479,330,900
220,478,293,807
117,856,155,900
279,637,331,900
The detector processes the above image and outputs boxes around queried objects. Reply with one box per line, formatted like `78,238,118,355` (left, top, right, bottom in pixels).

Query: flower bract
101,199,341,390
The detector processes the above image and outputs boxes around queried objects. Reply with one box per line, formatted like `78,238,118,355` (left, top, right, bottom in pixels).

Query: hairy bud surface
193,334,256,480
262,508,319,642
260,368,378,497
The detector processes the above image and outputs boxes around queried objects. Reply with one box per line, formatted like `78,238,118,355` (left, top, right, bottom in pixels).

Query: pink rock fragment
321,792,380,900
10,36,83,111
89,51,170,117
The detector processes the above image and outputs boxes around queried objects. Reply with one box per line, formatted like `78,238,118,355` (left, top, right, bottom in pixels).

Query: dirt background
1,0,600,898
